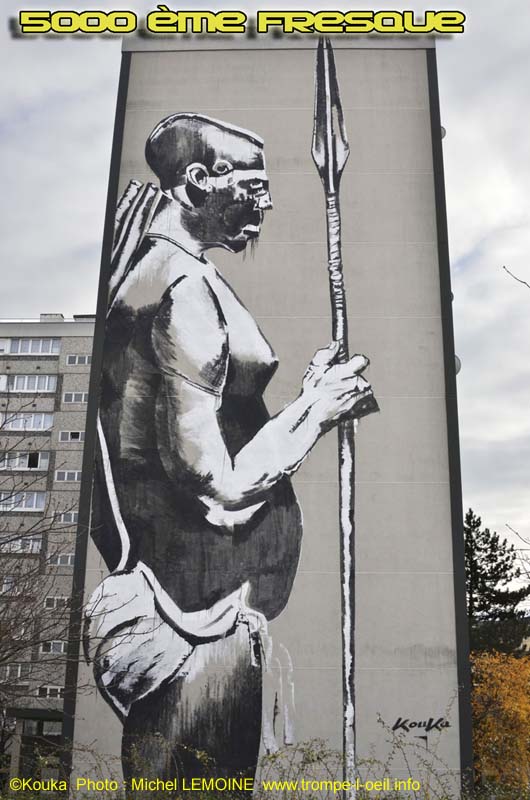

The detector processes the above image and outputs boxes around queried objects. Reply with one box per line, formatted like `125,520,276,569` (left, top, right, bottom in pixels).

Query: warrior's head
146,113,272,253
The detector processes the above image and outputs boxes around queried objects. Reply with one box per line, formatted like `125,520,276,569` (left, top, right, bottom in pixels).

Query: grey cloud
1,0,529,540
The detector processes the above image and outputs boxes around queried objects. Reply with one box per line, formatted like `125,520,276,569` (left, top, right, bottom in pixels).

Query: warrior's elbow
199,490,265,531
204,468,263,508
183,463,270,529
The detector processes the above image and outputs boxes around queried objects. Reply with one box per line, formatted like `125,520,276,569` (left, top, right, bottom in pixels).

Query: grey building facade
67,35,472,797
0,313,94,784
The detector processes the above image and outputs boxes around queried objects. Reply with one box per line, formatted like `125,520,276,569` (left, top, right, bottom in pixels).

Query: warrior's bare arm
153,276,373,529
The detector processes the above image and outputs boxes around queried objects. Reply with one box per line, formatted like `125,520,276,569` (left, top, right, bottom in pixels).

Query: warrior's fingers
329,357,369,383
336,386,373,412
335,376,371,399
346,354,369,375
309,341,340,368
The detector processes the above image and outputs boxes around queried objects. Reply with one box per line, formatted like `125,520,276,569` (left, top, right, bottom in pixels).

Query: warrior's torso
92,235,303,620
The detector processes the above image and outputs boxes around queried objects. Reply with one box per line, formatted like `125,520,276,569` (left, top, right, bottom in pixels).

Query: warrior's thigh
122,623,262,781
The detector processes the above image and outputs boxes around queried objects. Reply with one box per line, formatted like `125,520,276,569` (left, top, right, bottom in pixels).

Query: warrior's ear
184,162,211,206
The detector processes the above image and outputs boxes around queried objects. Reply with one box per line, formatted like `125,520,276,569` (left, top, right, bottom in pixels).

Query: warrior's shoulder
115,236,212,311
153,262,228,392
157,265,227,336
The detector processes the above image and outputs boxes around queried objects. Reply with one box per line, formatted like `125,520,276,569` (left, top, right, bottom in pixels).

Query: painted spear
311,38,379,791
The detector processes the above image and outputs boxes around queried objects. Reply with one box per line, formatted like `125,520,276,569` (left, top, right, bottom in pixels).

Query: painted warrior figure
84,113,374,781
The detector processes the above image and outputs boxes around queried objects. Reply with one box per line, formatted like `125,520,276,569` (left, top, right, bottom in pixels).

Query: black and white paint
83,107,376,781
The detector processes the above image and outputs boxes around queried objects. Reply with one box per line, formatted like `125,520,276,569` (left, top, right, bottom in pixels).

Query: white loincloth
84,562,256,717
84,563,295,750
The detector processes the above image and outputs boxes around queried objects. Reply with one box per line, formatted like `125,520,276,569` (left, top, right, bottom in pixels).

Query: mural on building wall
83,40,378,781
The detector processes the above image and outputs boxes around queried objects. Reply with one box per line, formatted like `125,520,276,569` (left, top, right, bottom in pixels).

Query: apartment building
0,313,94,784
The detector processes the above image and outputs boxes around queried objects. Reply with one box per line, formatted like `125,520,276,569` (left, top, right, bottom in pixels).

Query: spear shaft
325,141,358,800
311,38,377,794
327,186,356,789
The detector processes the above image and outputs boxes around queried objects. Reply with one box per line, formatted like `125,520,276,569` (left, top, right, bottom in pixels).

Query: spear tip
311,37,350,194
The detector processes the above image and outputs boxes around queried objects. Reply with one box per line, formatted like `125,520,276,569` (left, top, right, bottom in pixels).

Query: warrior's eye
212,160,233,176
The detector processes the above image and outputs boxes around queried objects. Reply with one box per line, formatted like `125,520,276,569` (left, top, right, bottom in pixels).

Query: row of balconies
0,384,89,407
0,335,92,364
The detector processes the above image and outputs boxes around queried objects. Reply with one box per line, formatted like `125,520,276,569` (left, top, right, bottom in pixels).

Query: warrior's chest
206,270,278,396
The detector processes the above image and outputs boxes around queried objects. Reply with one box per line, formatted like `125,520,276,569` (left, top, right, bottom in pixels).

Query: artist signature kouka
392,716,451,733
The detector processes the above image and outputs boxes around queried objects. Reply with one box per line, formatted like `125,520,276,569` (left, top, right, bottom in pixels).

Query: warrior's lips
241,224,261,238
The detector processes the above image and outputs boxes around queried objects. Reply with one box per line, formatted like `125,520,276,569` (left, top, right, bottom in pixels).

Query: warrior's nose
255,191,273,211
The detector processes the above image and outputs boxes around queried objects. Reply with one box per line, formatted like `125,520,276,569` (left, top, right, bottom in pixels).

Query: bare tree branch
0,389,87,772
503,265,530,290
506,523,530,548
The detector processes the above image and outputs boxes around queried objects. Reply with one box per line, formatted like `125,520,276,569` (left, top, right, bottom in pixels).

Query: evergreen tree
465,508,530,653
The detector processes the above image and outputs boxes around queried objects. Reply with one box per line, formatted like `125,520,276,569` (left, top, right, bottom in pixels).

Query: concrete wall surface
71,40,468,795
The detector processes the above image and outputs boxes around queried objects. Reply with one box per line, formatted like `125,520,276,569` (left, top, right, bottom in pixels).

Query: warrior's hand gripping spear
312,38,379,788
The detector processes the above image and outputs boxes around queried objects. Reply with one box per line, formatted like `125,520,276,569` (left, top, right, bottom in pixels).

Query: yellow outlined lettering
19,10,51,33
146,7,246,33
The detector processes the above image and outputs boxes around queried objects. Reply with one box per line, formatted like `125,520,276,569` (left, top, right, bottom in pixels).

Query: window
55,470,82,483
40,641,67,655
23,720,38,735
42,721,62,736
2,374,57,393
0,491,46,511
57,511,78,524
59,431,85,442
1,663,31,681
0,535,42,554
28,452,40,468
37,686,65,699
0,663,31,681
1,576,17,594
48,553,75,567
44,596,69,610
9,338,60,355
12,625,27,640
0,412,54,431
0,451,49,470
63,392,89,404
66,355,91,365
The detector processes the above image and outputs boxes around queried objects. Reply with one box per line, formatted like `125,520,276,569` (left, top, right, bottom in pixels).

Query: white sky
1,0,529,544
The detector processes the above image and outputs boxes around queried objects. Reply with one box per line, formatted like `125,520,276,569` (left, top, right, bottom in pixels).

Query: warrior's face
146,115,273,254
210,166,272,253
182,155,273,253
